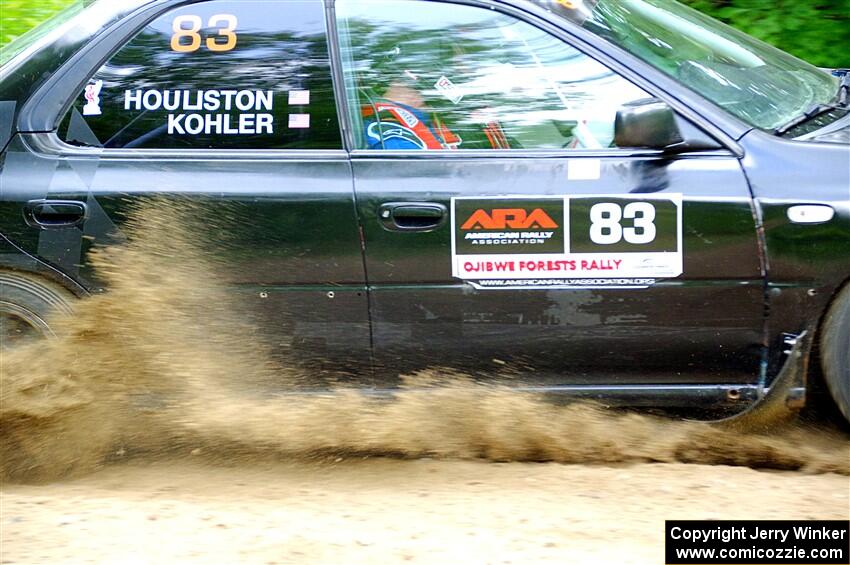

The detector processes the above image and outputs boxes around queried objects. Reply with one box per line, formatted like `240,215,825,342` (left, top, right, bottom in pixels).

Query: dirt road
2,458,848,564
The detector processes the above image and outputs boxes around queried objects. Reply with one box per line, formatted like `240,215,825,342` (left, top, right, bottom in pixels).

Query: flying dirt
1,199,848,482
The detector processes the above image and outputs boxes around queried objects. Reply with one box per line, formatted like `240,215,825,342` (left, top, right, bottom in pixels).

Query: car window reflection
336,0,649,151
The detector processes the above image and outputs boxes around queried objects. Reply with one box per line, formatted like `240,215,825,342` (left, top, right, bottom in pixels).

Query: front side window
59,0,341,149
336,0,650,151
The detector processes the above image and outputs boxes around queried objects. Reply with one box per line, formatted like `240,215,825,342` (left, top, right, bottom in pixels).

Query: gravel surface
2,459,848,564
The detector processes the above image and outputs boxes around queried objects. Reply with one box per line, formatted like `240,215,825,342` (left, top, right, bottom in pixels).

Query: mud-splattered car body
0,0,848,418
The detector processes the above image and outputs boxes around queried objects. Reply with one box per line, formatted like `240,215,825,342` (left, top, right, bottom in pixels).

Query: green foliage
0,0,76,46
0,0,848,67
680,0,850,67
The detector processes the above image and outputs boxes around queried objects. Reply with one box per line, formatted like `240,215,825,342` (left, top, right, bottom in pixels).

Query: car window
335,0,650,151
58,0,341,150
535,0,839,132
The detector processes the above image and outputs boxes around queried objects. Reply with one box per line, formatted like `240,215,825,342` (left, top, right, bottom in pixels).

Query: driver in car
360,42,512,150
361,69,463,150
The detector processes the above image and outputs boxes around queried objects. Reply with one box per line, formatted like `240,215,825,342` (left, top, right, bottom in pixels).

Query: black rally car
0,0,848,421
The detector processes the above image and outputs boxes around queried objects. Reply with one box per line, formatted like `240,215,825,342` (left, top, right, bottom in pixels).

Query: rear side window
59,0,341,150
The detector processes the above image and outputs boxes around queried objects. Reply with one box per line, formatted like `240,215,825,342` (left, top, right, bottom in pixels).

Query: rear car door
335,0,765,398
0,0,370,375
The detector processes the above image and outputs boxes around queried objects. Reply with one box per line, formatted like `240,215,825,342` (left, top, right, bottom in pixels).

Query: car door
334,0,765,395
0,0,370,376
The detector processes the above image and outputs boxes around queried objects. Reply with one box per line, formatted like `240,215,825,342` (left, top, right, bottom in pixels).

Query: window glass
59,0,341,149
534,0,840,132
336,0,649,151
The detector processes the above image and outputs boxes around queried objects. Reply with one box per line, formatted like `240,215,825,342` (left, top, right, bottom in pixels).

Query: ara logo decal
461,208,559,230
454,198,566,255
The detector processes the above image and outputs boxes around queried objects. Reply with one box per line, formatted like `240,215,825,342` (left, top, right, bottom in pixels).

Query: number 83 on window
171,14,238,53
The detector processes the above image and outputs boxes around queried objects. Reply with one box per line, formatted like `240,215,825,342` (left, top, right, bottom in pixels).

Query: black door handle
378,202,447,232
24,200,87,229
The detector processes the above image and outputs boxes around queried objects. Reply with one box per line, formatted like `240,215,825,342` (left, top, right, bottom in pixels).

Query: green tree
0,0,77,46
680,0,850,67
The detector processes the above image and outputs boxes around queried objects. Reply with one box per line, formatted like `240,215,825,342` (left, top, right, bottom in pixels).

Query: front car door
334,0,764,403
0,0,370,377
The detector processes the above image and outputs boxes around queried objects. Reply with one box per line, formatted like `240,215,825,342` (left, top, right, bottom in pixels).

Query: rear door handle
378,202,447,232
24,199,87,229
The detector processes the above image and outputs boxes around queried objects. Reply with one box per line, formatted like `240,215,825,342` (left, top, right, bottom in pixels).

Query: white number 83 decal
589,202,657,245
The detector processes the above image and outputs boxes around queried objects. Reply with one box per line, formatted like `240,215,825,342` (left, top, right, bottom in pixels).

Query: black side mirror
615,98,685,151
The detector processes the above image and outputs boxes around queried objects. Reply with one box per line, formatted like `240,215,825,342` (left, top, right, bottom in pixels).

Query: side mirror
615,98,685,151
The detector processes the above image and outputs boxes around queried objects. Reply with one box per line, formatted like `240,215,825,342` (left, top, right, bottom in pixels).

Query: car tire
0,271,76,349
820,283,850,423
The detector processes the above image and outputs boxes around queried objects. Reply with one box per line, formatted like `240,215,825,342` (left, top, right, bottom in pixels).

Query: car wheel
820,283,850,423
0,271,76,350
